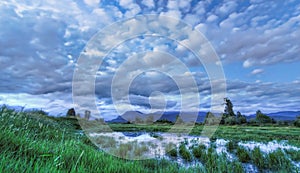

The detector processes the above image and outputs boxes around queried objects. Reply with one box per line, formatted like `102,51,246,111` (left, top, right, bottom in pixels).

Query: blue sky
0,0,299,119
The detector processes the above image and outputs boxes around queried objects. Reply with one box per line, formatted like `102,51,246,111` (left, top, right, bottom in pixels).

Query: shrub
168,148,178,158
226,140,238,152
285,149,300,161
236,146,251,163
251,147,265,169
179,143,192,161
267,149,292,171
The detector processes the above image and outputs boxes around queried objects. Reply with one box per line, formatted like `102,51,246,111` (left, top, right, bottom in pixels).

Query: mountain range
108,111,300,123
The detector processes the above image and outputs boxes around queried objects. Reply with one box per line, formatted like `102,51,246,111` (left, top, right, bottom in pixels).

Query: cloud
0,0,299,118
251,69,264,75
84,0,100,7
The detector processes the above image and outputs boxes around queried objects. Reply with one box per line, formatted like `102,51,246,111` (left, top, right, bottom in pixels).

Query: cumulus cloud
0,0,299,118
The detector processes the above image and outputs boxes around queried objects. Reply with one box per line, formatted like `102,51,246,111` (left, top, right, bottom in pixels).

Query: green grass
266,149,293,171
105,123,300,147
179,143,192,162
285,149,300,161
226,140,238,152
236,146,251,163
1,106,300,172
0,107,182,172
192,144,206,159
251,147,266,170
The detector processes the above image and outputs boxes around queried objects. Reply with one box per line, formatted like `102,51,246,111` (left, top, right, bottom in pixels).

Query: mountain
107,116,129,123
246,111,300,121
266,111,300,121
158,111,207,123
108,111,208,123
108,110,300,123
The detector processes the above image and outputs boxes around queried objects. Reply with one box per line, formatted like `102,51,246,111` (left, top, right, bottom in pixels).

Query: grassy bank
1,107,299,172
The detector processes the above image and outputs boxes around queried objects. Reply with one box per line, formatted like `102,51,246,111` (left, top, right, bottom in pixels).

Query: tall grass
0,106,183,172
236,146,251,163
179,143,192,162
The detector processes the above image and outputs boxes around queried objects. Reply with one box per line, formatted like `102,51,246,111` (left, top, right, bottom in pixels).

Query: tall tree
224,98,235,117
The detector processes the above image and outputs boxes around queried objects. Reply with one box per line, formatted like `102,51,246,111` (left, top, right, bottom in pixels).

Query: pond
89,131,300,172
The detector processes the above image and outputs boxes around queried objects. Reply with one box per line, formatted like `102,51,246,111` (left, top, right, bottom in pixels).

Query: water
89,132,300,171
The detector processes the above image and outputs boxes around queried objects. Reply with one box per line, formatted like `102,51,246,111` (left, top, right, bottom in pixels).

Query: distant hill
107,111,207,123
108,110,300,123
246,111,300,121
107,116,129,123
158,111,207,123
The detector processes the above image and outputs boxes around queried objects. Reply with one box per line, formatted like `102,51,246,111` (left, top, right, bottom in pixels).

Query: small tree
224,116,236,125
236,111,247,124
255,110,274,124
84,110,91,120
67,108,76,117
294,116,300,127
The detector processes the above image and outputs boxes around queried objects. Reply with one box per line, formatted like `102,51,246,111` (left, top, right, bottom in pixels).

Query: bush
179,143,192,162
226,140,238,152
267,149,292,171
167,148,178,158
236,146,251,163
285,149,300,161
251,147,265,169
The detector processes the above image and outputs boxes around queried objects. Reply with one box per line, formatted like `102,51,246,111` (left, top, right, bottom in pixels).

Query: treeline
204,98,300,127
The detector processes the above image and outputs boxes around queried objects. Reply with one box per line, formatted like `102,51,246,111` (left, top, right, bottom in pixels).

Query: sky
0,0,299,119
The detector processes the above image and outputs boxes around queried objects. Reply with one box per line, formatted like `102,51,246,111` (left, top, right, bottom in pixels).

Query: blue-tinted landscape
1,0,300,172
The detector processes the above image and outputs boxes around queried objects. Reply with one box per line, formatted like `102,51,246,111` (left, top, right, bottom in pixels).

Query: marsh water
89,131,300,172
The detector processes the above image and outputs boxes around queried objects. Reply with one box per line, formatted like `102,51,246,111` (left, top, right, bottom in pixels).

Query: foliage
251,147,266,169
294,116,300,127
236,146,251,163
266,149,292,171
179,143,192,161
0,106,183,172
255,110,275,124
224,98,235,117
167,148,178,158
66,108,76,117
236,111,247,124
154,119,173,124
226,140,238,152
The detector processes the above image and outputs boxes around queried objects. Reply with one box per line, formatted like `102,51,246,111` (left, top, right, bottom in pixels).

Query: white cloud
141,0,155,8
251,69,264,75
207,14,218,22
84,0,100,7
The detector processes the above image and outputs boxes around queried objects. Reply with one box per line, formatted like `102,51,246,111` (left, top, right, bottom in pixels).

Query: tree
221,98,236,124
84,110,91,120
224,116,236,125
236,111,247,124
294,116,300,127
66,108,75,117
255,110,274,124
224,98,235,117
